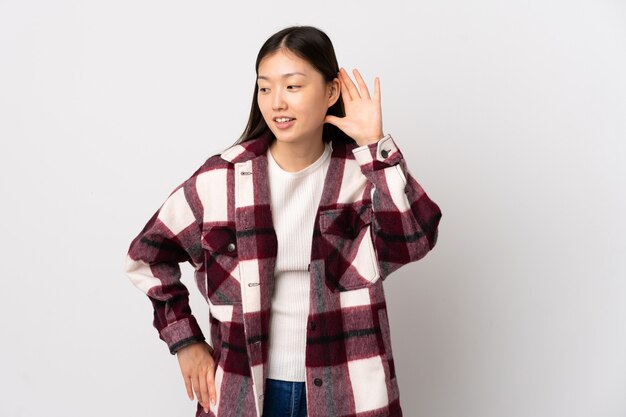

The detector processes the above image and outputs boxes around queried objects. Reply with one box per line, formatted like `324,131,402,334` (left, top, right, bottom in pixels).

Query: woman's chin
272,131,298,143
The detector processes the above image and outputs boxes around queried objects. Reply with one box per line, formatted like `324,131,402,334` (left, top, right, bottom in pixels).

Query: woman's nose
272,90,286,110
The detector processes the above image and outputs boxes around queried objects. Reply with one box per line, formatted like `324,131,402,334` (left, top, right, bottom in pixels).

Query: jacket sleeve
124,178,208,355
352,133,442,280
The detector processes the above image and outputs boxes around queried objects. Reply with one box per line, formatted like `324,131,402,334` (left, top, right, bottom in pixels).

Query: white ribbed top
266,140,332,381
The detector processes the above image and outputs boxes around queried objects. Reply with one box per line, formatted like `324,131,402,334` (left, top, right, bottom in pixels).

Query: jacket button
309,321,316,330
380,149,389,158
314,378,323,386
226,243,236,252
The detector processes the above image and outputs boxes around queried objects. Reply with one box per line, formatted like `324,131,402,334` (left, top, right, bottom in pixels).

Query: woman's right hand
176,341,217,414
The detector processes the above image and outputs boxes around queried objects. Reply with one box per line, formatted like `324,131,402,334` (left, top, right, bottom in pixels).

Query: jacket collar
220,130,342,163
219,130,273,163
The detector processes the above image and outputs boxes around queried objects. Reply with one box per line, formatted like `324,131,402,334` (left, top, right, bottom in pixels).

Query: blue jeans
262,378,307,417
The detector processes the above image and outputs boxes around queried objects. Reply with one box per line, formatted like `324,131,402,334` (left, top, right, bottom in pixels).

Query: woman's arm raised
326,67,442,279
352,134,442,279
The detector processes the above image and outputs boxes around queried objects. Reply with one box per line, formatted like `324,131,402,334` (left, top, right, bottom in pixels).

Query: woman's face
257,48,339,146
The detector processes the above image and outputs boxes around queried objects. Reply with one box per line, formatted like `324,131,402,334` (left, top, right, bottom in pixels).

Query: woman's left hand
324,67,384,147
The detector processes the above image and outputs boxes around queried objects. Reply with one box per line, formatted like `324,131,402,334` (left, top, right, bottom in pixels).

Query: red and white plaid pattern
125,131,442,417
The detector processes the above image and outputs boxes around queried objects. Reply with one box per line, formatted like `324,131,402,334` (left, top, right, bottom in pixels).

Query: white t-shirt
266,140,332,381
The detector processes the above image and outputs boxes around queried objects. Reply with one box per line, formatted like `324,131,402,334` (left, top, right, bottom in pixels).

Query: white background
1,1,625,416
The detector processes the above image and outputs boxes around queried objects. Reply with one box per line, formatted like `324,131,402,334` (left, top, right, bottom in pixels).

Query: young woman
125,25,442,417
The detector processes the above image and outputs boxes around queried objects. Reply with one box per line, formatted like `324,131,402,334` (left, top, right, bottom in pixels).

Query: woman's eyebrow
257,72,307,80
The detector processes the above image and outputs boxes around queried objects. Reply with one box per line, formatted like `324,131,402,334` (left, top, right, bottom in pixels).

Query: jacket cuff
351,133,404,171
160,316,206,355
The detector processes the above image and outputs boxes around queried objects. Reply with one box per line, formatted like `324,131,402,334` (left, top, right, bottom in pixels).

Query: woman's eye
258,86,299,93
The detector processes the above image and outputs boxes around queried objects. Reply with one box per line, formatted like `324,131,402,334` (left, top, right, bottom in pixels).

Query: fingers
184,376,194,401
181,369,213,413
206,363,217,406
352,68,371,99
192,374,204,409
339,68,352,101
373,76,381,102
339,68,378,102
199,368,210,412
324,114,341,128
178,344,217,413
339,68,358,100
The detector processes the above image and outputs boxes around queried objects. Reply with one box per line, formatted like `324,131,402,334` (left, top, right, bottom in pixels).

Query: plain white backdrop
1,1,624,416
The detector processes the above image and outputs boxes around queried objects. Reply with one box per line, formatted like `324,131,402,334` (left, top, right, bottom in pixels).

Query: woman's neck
269,135,326,173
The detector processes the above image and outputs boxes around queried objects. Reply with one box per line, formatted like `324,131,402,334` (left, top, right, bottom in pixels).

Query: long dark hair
232,25,355,147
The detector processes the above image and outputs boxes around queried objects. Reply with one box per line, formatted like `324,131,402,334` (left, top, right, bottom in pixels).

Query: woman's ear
327,77,341,108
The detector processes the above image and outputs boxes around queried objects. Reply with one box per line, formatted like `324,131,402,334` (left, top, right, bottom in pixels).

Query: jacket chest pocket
319,202,381,292
201,225,242,305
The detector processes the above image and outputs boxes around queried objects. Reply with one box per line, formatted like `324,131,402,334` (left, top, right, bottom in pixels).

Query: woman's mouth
274,117,295,129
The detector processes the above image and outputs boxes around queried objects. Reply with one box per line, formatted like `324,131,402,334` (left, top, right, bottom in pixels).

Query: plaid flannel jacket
125,131,442,417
